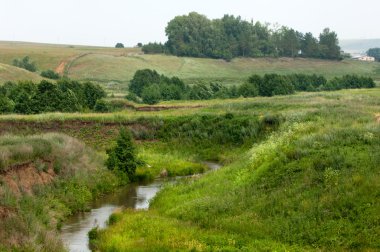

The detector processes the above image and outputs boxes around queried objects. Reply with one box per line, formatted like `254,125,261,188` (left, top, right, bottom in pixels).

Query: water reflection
61,180,164,252
61,163,221,252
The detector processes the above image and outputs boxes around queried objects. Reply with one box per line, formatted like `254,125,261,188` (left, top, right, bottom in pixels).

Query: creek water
60,162,221,252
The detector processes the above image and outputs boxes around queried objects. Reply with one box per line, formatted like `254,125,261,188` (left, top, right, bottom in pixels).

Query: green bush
106,128,139,181
94,99,110,113
12,56,37,72
0,79,106,114
141,84,162,105
40,69,60,80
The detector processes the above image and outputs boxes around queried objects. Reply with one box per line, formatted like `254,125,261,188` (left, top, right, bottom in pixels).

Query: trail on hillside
55,53,92,76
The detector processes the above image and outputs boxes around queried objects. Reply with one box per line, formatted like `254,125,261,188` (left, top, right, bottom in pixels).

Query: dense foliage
0,133,122,251
40,69,60,79
128,69,375,104
12,56,37,72
115,43,124,48
143,12,342,60
106,128,138,181
367,48,380,61
141,42,166,54
129,69,188,104
0,79,106,114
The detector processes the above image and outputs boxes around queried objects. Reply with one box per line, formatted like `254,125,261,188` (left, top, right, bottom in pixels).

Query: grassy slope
0,133,121,251
0,41,379,91
0,63,43,83
69,54,380,86
91,88,380,251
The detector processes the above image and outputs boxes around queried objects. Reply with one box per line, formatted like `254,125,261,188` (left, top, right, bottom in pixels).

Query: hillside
0,63,43,83
0,41,379,92
0,133,121,251
87,88,380,251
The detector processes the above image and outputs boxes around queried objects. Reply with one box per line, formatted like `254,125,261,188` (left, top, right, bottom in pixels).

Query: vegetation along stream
60,162,222,252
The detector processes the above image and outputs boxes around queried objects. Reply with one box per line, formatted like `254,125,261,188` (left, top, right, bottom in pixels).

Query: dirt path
55,53,92,76
376,113,380,123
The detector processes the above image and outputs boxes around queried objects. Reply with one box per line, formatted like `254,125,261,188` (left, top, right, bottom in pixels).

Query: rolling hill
0,63,43,83
0,41,379,92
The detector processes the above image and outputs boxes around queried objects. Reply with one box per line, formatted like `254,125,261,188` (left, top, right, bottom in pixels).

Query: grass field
85,88,380,251
1,41,379,93
0,62,43,82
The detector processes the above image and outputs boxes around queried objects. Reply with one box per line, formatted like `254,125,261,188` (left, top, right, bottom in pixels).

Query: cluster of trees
128,69,189,104
367,48,380,61
141,42,167,54
127,69,375,104
142,12,342,60
0,79,106,114
12,56,37,72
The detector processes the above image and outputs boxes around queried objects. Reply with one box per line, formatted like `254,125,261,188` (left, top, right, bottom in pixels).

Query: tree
319,28,341,60
12,56,37,72
41,69,60,80
301,33,320,58
94,99,110,112
142,43,166,54
129,69,161,97
115,43,124,48
367,48,380,61
137,43,143,47
0,95,14,113
141,84,162,104
106,128,138,181
83,82,107,109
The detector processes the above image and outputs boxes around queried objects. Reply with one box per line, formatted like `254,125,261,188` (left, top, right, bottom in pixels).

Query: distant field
0,63,43,82
1,41,380,91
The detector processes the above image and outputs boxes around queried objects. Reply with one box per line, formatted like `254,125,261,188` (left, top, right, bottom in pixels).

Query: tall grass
0,133,122,251
94,88,380,250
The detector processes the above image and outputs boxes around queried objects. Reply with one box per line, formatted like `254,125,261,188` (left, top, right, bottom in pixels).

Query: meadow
87,88,380,251
1,41,379,93
0,87,379,251
0,40,380,251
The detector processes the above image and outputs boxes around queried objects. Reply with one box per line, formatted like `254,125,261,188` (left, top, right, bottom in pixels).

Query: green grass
92,88,380,251
0,41,379,93
0,62,43,83
0,133,122,251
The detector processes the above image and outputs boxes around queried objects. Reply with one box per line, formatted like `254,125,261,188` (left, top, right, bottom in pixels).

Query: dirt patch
55,61,67,75
55,53,91,76
1,161,55,196
376,114,380,123
0,206,16,219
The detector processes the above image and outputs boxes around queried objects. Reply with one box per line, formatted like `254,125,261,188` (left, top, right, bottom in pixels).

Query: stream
60,162,221,252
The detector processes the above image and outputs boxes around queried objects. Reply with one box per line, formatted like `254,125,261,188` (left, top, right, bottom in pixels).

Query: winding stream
60,162,221,252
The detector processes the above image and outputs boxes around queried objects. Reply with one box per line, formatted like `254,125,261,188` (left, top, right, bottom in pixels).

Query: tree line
127,69,375,104
142,12,342,61
0,79,106,114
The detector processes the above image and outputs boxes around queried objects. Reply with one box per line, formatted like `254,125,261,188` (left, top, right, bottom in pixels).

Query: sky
0,0,379,47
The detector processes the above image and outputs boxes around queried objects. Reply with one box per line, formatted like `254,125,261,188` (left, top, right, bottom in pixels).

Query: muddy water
60,162,221,252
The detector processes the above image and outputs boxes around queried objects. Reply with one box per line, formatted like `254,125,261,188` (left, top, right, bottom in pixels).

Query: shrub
12,56,37,72
106,128,139,181
94,99,110,113
0,95,15,113
141,84,162,105
115,43,124,48
40,70,60,80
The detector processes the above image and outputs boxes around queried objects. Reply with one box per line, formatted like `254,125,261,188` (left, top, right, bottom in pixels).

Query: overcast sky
0,0,378,47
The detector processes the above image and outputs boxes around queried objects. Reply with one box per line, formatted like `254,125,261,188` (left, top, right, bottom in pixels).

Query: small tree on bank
106,128,138,181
